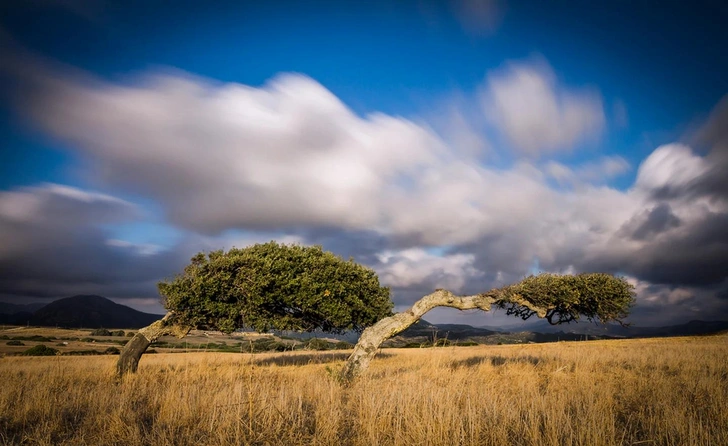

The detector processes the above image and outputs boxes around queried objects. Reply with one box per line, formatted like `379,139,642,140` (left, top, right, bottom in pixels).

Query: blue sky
1,0,727,327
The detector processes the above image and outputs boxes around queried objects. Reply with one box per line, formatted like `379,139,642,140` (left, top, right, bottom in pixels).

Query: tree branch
339,287,562,384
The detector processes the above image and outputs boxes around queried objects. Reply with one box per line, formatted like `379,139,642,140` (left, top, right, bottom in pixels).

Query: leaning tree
117,242,635,383
116,242,393,376
338,272,634,382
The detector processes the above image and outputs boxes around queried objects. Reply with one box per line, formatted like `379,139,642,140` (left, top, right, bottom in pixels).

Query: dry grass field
1,335,726,445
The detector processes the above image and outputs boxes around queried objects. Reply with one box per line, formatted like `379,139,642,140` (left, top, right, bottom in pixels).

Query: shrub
104,346,121,355
90,329,111,336
111,330,125,337
269,342,291,352
6,340,25,346
305,338,334,351
126,332,136,337
12,335,52,342
335,341,353,350
20,345,58,356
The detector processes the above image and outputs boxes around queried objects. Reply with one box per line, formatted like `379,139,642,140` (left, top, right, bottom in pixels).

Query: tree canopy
489,272,635,325
158,242,393,334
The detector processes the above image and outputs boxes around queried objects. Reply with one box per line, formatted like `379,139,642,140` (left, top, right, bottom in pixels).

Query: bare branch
340,273,634,383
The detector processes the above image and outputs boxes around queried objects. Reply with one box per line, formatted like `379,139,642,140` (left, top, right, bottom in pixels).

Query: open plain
1,334,727,445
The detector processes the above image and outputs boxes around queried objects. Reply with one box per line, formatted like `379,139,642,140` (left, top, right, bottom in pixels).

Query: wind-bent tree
338,273,634,383
117,241,635,385
116,242,392,376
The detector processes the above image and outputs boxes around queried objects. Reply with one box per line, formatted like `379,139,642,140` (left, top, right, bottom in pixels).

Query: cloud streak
480,59,606,155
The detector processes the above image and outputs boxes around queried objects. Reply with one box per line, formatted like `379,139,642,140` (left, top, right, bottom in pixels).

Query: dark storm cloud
717,288,728,301
619,203,681,241
0,184,189,300
591,211,728,287
647,96,728,203
295,228,392,266
695,97,728,199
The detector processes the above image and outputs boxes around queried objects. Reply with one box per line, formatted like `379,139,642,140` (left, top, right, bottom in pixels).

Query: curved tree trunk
116,312,190,377
339,289,547,384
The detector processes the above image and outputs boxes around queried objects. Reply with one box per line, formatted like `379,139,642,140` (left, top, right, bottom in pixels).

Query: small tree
338,273,634,382
116,242,392,376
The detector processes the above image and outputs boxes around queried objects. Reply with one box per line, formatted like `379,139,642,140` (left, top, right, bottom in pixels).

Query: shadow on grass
449,354,543,369
254,351,393,367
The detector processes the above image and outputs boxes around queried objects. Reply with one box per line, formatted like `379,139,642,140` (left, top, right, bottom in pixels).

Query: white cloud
635,143,710,196
11,61,728,323
23,70,451,235
0,183,135,226
374,248,482,291
480,60,605,155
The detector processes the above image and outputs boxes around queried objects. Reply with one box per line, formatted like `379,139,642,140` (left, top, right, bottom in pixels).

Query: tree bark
116,312,189,377
339,289,547,384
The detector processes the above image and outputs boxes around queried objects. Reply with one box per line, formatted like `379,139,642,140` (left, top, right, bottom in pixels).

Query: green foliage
111,330,125,337
20,345,58,356
305,338,335,351
243,338,294,353
6,340,24,346
104,346,121,355
492,273,635,325
90,329,111,336
11,335,53,342
159,242,393,334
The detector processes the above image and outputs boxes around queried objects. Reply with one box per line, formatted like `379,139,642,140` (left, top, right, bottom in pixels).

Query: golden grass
1,336,727,445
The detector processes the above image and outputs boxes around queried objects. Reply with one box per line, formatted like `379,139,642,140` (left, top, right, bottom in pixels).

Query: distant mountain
619,320,728,338
479,319,728,338
30,295,164,328
0,302,47,325
386,319,728,346
0,311,36,325
0,302,47,315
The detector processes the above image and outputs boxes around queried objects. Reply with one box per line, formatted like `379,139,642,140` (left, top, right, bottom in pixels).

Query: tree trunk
339,289,547,384
116,332,151,376
116,312,189,377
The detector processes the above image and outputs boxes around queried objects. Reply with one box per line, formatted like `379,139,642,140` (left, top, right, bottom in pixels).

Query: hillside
0,302,47,325
384,318,728,346
30,295,163,328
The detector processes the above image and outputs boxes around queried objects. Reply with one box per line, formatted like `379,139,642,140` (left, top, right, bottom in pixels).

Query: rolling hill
29,295,163,328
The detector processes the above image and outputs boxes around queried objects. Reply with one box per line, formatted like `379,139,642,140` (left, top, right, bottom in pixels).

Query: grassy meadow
1,335,727,445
